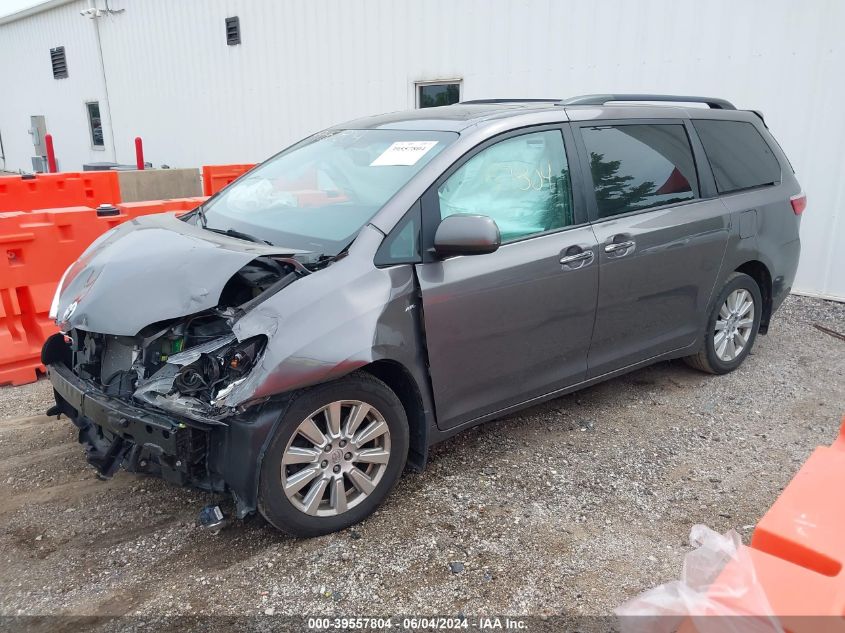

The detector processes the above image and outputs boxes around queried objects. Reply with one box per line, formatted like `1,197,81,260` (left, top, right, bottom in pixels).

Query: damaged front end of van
42,213,330,518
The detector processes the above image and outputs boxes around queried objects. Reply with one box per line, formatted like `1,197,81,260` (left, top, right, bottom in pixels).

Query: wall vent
225,17,241,45
50,46,68,79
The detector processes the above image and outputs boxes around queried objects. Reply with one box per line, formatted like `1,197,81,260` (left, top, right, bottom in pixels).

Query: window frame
419,122,589,263
414,79,462,109
85,101,105,150
571,118,716,224
691,118,783,195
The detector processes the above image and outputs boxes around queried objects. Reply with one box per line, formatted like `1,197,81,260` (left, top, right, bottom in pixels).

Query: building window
226,16,241,45
50,46,68,79
86,102,104,148
416,81,461,108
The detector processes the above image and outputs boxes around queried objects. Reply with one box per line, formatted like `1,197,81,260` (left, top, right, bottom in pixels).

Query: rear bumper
771,238,801,316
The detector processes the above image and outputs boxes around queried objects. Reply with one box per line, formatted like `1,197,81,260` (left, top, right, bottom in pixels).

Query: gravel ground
0,295,843,622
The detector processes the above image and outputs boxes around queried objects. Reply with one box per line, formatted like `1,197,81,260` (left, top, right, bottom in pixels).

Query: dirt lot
1,295,843,622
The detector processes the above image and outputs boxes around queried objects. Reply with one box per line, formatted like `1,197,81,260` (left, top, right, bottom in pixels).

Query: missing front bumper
47,361,289,519
48,363,210,486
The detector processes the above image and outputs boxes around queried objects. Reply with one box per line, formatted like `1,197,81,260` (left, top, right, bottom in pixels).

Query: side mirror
433,214,501,258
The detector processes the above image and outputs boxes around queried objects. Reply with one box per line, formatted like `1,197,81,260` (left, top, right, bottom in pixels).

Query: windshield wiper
190,204,272,245
204,226,273,245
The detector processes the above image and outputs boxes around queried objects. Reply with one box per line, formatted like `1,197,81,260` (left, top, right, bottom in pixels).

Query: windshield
199,129,457,255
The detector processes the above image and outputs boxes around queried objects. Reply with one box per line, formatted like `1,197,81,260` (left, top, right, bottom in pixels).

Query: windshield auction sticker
370,141,438,166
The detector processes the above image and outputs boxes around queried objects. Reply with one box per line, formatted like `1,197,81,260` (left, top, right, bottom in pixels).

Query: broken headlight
133,334,267,419
171,335,267,401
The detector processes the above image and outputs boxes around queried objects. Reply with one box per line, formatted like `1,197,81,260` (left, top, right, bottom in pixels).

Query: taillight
790,192,807,215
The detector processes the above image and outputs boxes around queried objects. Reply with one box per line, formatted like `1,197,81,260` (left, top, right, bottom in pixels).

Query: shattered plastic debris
133,364,227,424
131,335,243,423
615,525,783,633
133,363,179,398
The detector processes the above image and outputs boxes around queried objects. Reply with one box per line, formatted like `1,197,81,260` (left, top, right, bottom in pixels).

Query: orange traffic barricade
202,164,254,196
0,198,205,386
0,172,121,212
117,196,207,219
624,417,845,633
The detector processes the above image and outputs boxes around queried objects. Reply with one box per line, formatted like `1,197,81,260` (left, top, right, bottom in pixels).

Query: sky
0,0,45,18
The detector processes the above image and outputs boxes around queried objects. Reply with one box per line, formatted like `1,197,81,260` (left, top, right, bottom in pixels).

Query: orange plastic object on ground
0,198,206,386
0,172,121,212
202,164,254,196
676,417,845,633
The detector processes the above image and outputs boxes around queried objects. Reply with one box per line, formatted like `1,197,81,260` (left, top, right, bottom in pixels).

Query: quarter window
692,120,781,193
581,124,698,219
375,203,421,266
437,130,574,243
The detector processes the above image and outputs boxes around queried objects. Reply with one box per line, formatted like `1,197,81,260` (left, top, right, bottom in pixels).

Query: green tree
589,151,655,217
541,166,573,230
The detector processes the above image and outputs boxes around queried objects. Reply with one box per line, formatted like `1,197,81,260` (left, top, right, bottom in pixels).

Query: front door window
437,130,574,242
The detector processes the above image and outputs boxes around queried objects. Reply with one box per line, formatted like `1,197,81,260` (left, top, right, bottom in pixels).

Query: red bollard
134,137,144,170
45,134,57,173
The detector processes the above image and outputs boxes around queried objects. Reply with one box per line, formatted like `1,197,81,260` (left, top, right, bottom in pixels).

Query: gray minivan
44,94,804,536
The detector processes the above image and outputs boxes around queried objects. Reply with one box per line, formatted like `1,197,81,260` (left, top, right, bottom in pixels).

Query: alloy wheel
281,400,391,517
714,289,755,362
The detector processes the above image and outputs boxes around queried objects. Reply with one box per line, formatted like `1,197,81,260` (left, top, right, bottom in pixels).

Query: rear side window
692,120,781,193
581,124,698,219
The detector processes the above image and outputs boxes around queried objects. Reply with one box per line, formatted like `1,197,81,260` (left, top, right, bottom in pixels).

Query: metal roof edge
0,0,77,26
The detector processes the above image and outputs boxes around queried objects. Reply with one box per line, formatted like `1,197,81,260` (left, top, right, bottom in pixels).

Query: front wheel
684,272,762,375
258,372,409,537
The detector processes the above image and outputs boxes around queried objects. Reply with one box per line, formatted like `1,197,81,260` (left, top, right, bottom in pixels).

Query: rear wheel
258,372,409,537
684,272,762,375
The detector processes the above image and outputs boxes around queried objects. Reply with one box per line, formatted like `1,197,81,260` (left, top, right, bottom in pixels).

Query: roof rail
558,94,736,110
460,98,561,104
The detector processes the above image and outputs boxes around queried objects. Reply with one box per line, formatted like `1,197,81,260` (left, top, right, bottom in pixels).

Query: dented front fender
227,225,426,407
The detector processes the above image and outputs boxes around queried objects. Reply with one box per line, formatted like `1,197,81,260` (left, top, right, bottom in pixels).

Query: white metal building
0,0,843,300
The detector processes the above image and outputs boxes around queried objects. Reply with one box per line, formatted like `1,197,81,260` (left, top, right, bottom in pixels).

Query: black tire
684,272,762,375
258,372,409,537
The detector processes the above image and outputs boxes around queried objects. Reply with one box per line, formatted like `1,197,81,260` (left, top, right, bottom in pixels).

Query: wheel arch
358,359,429,472
734,260,773,334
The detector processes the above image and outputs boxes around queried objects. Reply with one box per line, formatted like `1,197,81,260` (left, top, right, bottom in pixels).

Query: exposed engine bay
42,209,366,518
43,252,319,516
58,255,304,423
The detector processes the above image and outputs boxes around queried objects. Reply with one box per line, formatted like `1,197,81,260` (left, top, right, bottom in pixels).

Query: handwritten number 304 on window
509,163,552,191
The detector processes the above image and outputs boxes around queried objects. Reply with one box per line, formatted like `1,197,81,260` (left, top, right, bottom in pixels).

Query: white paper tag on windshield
370,141,438,166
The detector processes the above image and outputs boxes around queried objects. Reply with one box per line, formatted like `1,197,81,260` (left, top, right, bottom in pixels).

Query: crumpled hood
56,213,305,336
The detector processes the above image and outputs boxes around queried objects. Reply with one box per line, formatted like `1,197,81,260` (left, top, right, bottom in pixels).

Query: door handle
559,249,594,269
560,251,592,264
604,240,635,254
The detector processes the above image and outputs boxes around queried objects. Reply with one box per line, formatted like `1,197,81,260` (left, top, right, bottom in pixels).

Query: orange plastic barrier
679,417,845,633
0,197,206,386
0,172,121,212
202,164,254,196
117,196,207,219
746,417,845,623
